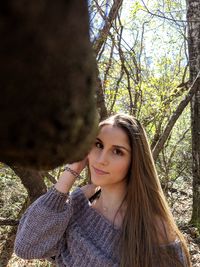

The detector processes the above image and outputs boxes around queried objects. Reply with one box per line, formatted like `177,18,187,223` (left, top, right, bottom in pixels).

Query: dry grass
7,257,54,267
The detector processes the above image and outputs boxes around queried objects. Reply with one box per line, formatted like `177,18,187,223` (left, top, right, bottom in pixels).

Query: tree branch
93,0,123,56
0,218,19,226
40,171,57,184
152,70,200,160
11,166,47,203
141,0,197,23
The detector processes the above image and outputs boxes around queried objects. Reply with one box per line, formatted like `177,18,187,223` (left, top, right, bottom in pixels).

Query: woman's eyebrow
96,138,130,152
113,145,131,152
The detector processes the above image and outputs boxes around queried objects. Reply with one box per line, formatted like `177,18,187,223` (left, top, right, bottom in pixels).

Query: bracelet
63,166,82,180
51,185,69,197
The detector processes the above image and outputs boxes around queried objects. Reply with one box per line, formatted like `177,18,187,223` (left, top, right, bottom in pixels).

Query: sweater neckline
74,188,182,250
78,188,122,232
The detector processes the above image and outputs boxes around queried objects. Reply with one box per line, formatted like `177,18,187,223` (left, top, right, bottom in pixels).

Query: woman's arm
15,186,72,259
14,160,87,259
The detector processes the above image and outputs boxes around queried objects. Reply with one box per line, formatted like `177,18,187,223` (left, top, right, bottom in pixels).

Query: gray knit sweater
14,187,186,267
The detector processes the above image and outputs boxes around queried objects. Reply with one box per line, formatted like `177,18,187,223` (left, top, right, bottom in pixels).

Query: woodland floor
0,174,200,267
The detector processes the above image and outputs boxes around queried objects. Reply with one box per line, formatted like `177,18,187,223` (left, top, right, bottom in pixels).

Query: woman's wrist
63,166,83,180
54,166,81,194
54,162,85,194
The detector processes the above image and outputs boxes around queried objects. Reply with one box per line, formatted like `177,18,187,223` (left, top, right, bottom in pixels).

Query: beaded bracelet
51,185,69,197
63,166,83,180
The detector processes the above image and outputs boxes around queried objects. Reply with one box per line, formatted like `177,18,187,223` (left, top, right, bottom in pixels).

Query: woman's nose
96,150,109,165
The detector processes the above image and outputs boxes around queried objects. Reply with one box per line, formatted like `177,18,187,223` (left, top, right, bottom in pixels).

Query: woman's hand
65,157,88,174
54,157,88,194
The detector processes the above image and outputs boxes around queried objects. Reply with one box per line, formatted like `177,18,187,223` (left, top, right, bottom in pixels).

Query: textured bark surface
12,166,47,203
187,0,200,227
0,0,98,170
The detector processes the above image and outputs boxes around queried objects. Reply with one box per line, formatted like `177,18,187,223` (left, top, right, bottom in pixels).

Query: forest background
0,0,200,266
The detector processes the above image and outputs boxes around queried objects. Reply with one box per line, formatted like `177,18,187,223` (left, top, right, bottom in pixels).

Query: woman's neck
92,183,127,227
99,185,127,212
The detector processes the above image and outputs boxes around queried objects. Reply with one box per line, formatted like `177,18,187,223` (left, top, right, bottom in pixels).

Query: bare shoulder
80,184,98,199
155,216,177,245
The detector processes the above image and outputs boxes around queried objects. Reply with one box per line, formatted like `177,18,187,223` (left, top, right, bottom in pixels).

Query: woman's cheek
88,148,97,163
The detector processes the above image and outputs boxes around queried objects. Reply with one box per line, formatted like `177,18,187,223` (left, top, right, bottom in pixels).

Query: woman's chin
91,176,103,187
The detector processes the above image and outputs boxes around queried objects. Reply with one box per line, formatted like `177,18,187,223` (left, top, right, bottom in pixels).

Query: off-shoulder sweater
14,187,186,267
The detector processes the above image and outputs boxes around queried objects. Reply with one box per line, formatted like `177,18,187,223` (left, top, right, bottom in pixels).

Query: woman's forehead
97,124,130,146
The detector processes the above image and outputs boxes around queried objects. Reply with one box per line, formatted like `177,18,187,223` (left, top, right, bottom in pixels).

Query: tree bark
0,0,98,170
12,166,47,203
186,0,200,229
95,67,108,121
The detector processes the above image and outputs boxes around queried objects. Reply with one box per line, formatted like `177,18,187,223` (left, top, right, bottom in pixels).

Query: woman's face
88,124,131,187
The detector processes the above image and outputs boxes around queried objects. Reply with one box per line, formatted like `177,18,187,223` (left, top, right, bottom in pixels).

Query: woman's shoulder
70,184,98,205
80,184,99,200
154,217,188,264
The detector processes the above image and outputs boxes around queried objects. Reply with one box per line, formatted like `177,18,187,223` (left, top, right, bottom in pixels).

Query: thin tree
186,0,200,229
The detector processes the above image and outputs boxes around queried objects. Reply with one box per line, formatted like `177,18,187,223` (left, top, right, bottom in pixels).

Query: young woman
14,113,191,267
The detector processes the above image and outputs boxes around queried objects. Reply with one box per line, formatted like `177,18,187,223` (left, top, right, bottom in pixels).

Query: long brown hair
99,113,191,267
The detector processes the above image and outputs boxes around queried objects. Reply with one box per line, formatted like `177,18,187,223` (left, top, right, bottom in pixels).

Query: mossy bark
0,0,98,170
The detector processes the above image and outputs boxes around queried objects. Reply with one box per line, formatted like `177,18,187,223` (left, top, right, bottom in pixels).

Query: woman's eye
113,149,123,156
95,141,103,149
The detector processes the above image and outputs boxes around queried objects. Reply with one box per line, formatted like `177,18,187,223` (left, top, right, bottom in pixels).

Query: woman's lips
93,166,109,175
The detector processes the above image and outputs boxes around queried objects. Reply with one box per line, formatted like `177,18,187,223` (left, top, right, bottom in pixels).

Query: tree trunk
12,166,47,203
0,0,98,170
186,0,200,229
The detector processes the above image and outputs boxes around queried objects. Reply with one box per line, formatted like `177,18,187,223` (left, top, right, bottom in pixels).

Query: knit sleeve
14,186,74,260
169,241,188,267
157,240,188,267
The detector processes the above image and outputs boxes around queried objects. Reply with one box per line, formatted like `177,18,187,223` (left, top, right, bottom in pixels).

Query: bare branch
117,26,134,114
93,0,123,56
40,171,57,184
141,0,199,23
103,38,115,92
168,128,190,166
152,70,200,160
0,218,19,226
109,71,124,114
